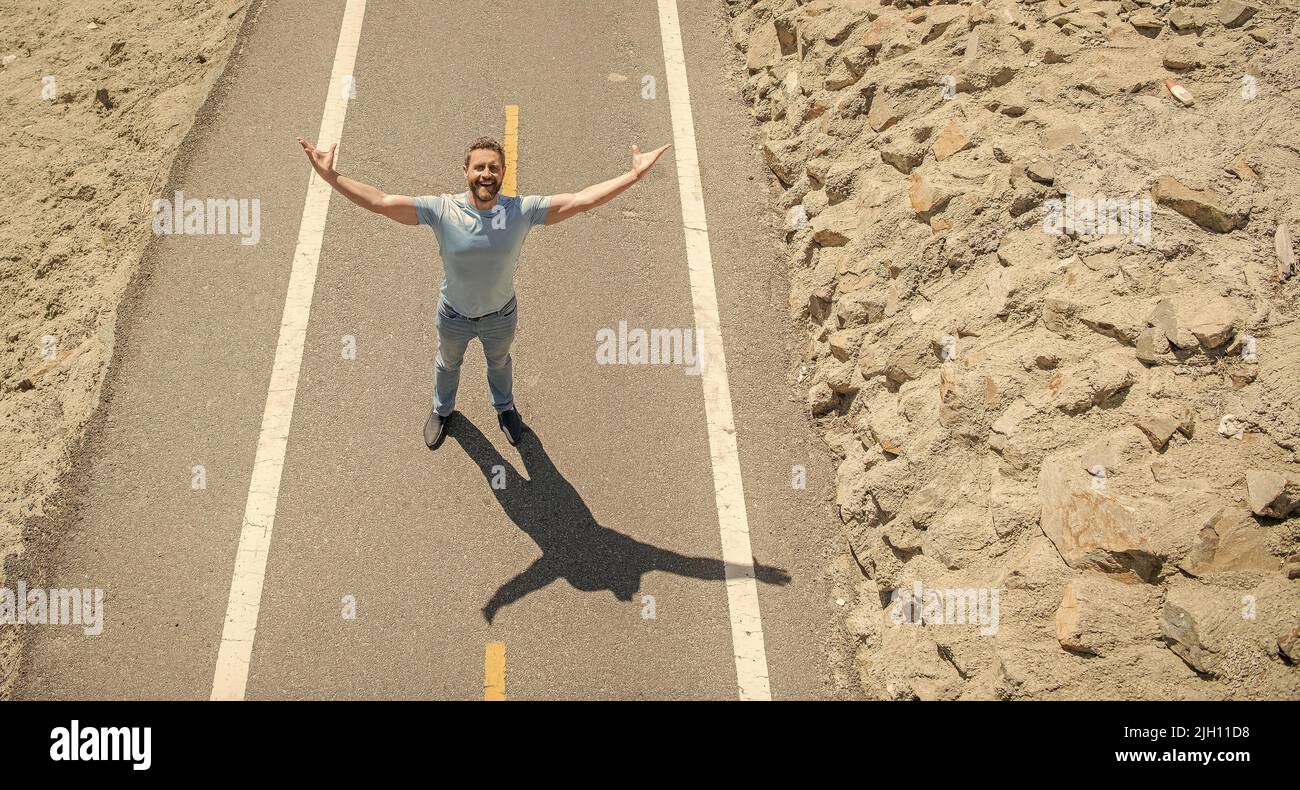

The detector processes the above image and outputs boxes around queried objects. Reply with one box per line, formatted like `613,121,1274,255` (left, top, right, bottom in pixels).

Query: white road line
656,0,772,701
211,0,368,701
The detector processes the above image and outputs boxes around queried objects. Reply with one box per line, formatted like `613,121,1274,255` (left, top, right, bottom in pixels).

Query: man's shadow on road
447,417,791,624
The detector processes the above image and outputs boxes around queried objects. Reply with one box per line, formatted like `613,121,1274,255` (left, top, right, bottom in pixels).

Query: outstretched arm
542,143,671,226
297,137,418,225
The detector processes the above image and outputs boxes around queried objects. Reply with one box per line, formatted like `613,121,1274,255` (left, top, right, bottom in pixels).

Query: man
297,135,671,449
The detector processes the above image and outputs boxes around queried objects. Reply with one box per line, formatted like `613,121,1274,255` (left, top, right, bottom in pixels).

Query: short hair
465,136,505,169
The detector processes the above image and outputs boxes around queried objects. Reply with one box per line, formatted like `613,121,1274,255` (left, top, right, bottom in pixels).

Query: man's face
464,149,504,202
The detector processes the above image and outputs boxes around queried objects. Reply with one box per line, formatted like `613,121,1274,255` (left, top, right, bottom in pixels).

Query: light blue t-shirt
414,192,550,318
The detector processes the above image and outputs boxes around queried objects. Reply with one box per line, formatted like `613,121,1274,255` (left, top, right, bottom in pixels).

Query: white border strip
656,0,772,700
211,0,368,700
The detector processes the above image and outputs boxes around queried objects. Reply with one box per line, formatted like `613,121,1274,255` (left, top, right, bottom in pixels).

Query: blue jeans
433,294,518,416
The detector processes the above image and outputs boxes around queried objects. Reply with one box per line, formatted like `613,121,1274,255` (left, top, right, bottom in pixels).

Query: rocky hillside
725,0,1299,698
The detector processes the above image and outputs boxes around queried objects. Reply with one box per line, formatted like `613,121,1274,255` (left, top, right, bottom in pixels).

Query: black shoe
424,409,451,449
498,408,525,446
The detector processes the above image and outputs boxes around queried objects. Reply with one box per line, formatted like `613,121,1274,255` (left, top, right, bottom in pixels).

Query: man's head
464,137,505,203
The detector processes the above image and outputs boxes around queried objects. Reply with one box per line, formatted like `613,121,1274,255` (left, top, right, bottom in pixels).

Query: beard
473,179,500,199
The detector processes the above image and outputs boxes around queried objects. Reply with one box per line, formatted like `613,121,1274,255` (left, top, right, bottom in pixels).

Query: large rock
828,327,868,361
1078,427,1157,484
812,187,877,246
996,229,1054,269
1245,469,1300,518
835,288,889,328
989,467,1043,539
865,336,932,388
880,135,927,174
762,137,804,187
1217,0,1257,27
864,396,909,455
1055,575,1161,656
773,15,798,55
1180,507,1281,576
932,120,972,161
822,357,861,395
1168,8,1209,29
859,455,916,528
1277,223,1295,281
1279,625,1300,663
1148,295,1240,350
1025,160,1055,185
1151,176,1245,234
936,363,998,442
835,444,872,525
990,397,1038,449
921,505,997,570
1182,303,1239,348
1042,295,1083,339
745,21,783,73
860,16,895,51
1135,327,1171,364
1038,460,1162,580
919,7,965,44
1079,299,1147,345
796,0,874,45
857,622,963,700
881,519,923,553
836,446,914,530
1161,585,1232,676
908,171,954,220
822,162,860,205
825,53,865,90
1129,10,1163,33
1133,404,1194,450
1047,357,1135,414
1163,578,1300,678
866,94,901,132
1163,39,1203,70
808,379,838,416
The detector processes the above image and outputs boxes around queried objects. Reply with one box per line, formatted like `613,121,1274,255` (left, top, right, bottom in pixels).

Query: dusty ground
727,0,1299,698
0,0,254,697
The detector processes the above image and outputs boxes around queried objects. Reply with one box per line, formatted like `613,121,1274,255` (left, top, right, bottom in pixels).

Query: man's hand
297,137,337,181
542,142,673,225
296,136,418,225
631,143,671,180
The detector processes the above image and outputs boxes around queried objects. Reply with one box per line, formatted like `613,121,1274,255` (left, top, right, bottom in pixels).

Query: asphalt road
17,0,850,700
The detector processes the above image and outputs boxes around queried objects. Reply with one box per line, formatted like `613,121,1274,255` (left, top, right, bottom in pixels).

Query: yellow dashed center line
502,105,518,197
484,642,506,701
481,104,515,702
